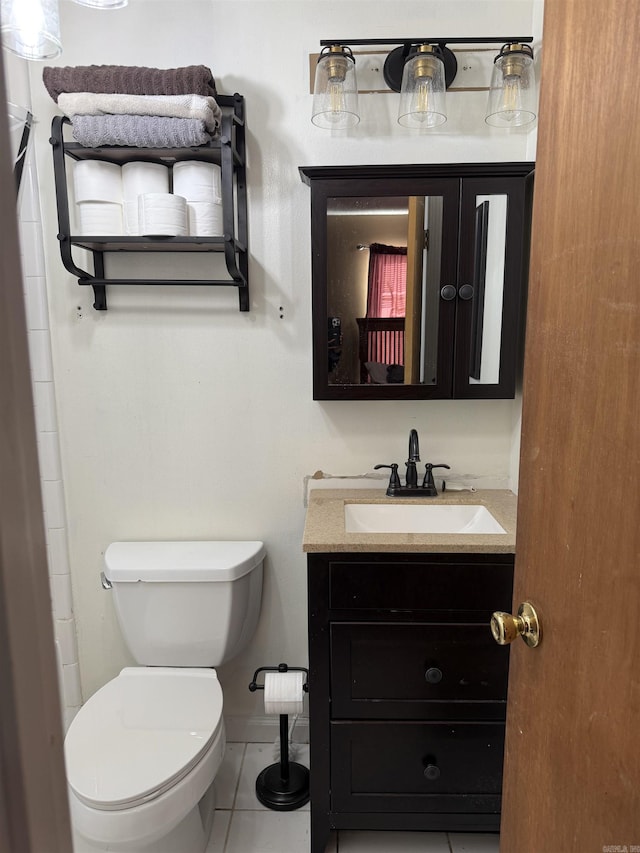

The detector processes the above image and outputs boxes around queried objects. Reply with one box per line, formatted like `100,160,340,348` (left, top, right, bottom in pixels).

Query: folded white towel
58,92,222,134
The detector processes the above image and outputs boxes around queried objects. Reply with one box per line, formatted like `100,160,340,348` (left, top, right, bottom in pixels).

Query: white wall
28,0,537,720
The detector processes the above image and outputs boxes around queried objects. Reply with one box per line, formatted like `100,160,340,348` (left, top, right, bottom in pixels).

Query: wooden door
500,1,640,851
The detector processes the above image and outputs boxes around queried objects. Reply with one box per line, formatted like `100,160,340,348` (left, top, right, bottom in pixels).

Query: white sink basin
344,503,506,535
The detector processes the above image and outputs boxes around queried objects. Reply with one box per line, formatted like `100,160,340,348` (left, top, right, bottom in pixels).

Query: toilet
64,540,265,853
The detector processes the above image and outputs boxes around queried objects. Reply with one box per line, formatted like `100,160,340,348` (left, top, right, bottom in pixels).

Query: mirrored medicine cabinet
299,163,534,400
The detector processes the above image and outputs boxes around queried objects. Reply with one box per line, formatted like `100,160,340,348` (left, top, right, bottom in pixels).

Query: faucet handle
422,463,451,493
374,463,401,495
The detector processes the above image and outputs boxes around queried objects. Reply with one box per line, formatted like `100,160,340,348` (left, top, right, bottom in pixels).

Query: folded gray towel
71,115,212,148
43,64,217,103
58,93,222,134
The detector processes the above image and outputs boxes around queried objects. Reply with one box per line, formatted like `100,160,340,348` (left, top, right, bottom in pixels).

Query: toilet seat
65,667,223,811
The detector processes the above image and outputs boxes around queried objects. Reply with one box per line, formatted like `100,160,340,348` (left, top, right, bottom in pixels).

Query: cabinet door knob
425,667,443,684
458,283,474,300
424,763,441,781
440,284,457,301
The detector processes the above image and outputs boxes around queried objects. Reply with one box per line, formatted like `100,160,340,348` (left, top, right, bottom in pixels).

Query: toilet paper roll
77,201,123,235
187,201,223,236
263,671,305,716
124,200,140,235
122,161,169,201
73,159,122,204
138,193,188,237
173,161,221,203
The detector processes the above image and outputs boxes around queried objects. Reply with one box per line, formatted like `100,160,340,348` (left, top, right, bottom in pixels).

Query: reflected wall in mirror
326,195,446,390
300,164,534,400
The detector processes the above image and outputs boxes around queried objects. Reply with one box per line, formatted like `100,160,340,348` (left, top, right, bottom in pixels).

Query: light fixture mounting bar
319,37,533,47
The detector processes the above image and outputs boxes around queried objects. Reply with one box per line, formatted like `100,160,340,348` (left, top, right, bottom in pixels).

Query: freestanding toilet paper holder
248,663,310,810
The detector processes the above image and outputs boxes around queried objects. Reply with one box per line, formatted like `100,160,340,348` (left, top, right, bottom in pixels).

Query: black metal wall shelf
50,93,249,311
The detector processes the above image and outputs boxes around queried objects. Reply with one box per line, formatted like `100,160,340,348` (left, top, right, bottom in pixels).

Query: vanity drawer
330,721,504,815
330,622,508,720
328,555,513,615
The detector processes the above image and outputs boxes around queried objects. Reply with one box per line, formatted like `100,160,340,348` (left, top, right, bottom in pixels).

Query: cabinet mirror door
454,176,529,399
326,182,459,399
302,165,533,400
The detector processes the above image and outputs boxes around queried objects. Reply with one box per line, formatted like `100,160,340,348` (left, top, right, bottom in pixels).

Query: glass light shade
7,102,33,166
398,45,447,128
72,0,128,7
485,44,536,127
1,0,61,60
311,45,360,129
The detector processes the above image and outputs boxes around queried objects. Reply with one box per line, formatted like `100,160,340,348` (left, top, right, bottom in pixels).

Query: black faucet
405,429,420,487
375,429,450,497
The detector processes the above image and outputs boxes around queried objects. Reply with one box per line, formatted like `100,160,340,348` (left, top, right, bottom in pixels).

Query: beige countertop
302,488,517,553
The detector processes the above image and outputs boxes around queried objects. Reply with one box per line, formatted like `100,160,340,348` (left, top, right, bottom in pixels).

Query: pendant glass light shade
485,43,536,127
311,45,360,129
0,0,62,60
8,102,33,167
72,0,128,7
398,44,447,128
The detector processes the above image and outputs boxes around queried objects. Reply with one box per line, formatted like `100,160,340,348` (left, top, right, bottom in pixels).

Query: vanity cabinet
299,164,534,400
50,94,248,311
307,551,514,853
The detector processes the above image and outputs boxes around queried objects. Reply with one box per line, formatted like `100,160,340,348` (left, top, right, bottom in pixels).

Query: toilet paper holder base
248,663,310,812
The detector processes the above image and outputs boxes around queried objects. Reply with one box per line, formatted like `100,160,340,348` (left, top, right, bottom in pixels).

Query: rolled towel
71,115,211,148
58,92,222,134
43,64,217,103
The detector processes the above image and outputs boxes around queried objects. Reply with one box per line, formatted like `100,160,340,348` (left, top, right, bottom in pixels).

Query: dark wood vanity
307,550,514,853
303,488,517,853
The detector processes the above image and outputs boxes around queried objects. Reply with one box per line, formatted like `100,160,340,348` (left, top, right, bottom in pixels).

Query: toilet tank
103,541,265,667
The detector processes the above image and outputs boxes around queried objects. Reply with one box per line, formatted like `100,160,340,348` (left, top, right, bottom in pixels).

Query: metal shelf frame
49,93,249,311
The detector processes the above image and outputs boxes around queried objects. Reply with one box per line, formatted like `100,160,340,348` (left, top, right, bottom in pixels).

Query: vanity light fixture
0,0,62,60
484,43,536,127
311,44,360,128
312,37,535,130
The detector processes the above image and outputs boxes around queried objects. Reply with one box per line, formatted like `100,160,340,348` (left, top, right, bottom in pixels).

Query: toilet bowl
66,668,224,853
65,540,265,852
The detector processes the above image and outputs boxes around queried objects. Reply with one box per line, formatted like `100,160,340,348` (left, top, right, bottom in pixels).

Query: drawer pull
423,763,441,781
425,667,443,684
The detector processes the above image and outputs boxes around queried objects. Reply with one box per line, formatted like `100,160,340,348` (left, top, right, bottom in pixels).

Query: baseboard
224,714,309,744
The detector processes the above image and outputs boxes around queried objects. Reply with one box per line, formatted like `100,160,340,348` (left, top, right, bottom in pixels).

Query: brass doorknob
490,601,541,648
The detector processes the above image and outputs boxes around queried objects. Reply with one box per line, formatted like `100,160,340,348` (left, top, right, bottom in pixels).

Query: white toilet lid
65,668,223,810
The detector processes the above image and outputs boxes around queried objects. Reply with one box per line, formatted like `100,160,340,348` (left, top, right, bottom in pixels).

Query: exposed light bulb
499,72,529,123
326,81,347,123
413,78,438,122
13,0,45,50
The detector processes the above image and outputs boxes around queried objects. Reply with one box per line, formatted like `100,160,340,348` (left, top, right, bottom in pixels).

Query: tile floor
207,742,500,853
